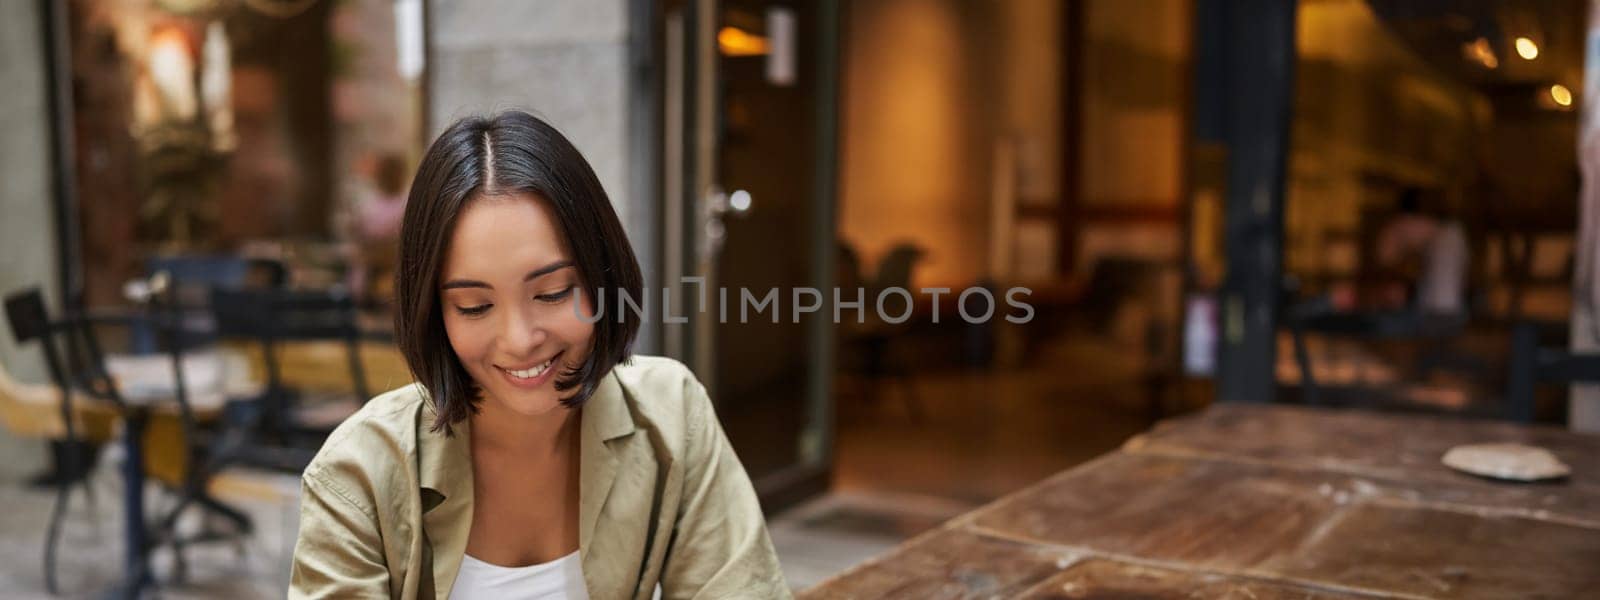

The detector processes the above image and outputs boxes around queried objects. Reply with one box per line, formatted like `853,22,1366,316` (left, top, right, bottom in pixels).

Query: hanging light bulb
1551,84,1573,107
1515,37,1539,60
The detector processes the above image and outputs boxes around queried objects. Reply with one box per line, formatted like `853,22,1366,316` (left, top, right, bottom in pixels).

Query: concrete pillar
0,0,57,471
426,0,634,221
0,0,59,385
425,0,657,352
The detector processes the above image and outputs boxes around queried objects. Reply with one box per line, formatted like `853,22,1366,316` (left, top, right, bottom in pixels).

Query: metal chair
135,254,286,352
136,280,260,585
5,284,259,593
209,286,371,449
1505,320,1600,423
4,288,121,594
1285,295,1466,408
837,242,925,419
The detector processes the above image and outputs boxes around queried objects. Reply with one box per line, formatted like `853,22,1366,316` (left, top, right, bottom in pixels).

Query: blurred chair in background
144,257,399,467
138,254,287,350
837,241,925,419
0,355,119,455
1506,320,1600,423
0,351,118,488
5,282,269,593
134,280,268,585
3,289,122,594
210,286,377,449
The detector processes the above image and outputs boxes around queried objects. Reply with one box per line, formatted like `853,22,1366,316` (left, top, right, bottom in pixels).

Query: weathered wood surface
1128,404,1600,528
1021,559,1379,599
802,405,1600,599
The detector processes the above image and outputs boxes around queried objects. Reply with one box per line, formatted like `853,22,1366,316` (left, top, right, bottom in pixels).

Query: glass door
659,0,839,510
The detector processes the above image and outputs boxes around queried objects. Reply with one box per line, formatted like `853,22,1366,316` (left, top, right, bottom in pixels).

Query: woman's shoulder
299,384,428,505
609,354,716,441
611,354,699,391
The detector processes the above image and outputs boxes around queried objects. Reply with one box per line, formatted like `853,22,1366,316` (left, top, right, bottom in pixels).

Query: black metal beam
1203,0,1298,404
40,0,81,313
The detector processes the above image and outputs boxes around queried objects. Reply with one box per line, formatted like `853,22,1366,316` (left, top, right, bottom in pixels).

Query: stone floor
833,331,1165,503
768,491,977,590
0,442,298,599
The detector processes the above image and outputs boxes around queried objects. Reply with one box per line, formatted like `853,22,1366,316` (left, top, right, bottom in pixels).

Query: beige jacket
288,355,791,599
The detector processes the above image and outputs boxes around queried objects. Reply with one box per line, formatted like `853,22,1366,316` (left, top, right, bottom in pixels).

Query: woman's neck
468,398,583,457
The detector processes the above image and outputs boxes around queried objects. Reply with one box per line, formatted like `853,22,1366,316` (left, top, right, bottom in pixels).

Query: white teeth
506,357,554,379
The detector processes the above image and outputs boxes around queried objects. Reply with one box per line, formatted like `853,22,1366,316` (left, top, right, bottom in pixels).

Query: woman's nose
500,306,548,353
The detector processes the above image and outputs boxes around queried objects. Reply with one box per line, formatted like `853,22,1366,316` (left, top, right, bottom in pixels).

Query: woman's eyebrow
440,260,574,291
524,260,574,282
440,278,490,291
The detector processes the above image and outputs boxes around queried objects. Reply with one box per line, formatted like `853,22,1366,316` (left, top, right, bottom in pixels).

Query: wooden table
802,404,1600,598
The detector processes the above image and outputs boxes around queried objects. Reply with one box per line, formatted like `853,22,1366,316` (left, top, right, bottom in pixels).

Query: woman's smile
497,350,564,388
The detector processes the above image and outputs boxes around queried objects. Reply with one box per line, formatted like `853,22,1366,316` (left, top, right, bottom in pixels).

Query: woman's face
438,192,595,418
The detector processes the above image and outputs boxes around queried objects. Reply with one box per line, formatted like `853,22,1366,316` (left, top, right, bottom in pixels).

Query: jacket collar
416,388,472,599
415,371,635,597
576,371,635,592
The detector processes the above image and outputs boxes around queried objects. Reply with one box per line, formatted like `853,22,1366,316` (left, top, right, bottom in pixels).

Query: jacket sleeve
660,375,793,599
289,470,392,599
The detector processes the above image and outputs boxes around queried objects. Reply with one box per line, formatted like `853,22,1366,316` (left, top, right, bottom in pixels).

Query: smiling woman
289,111,791,599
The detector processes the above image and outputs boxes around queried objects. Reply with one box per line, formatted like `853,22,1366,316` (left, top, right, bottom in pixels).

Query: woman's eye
536,286,575,303
455,304,492,317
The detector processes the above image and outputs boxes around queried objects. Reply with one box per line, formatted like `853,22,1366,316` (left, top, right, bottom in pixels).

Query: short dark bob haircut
395,110,643,434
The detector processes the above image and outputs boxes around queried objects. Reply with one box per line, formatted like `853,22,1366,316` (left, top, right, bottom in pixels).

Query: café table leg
119,408,151,597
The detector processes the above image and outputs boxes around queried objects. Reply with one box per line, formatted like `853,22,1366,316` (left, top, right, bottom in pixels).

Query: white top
448,551,589,600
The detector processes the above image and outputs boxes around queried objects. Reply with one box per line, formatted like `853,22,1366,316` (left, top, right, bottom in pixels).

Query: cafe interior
1,0,1597,597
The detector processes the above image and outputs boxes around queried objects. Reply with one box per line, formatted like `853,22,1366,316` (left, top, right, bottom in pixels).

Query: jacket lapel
418,400,474,599
579,371,636,594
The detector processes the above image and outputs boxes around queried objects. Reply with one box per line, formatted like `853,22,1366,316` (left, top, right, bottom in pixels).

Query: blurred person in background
343,152,410,304
1374,187,1469,317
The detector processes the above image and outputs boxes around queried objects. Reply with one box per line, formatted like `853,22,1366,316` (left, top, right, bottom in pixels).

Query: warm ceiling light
148,25,198,120
1463,37,1497,69
1515,37,1539,60
717,26,769,56
1551,84,1573,107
